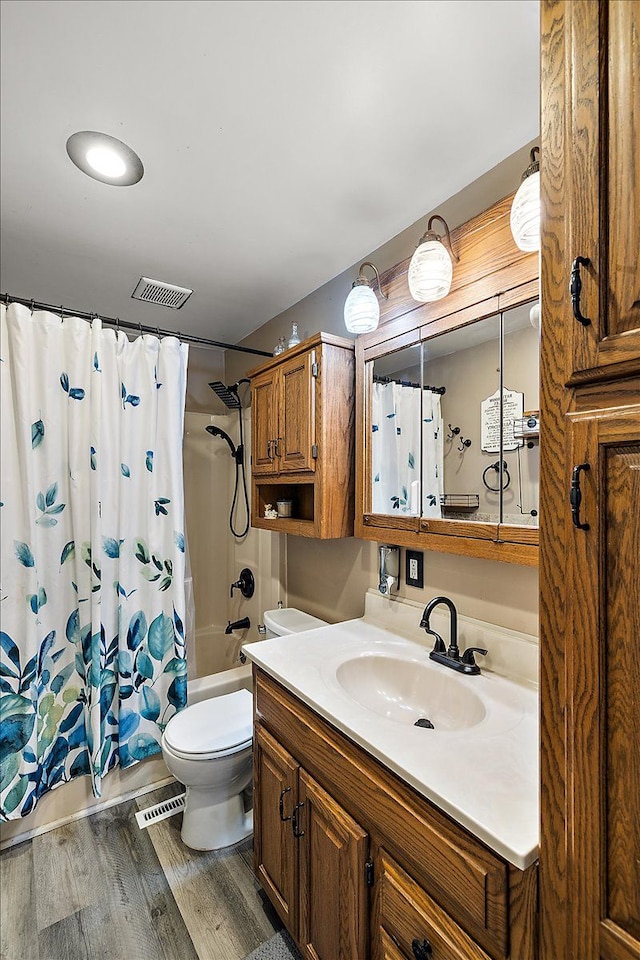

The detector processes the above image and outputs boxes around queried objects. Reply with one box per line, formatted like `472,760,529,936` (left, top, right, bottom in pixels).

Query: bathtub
188,625,253,705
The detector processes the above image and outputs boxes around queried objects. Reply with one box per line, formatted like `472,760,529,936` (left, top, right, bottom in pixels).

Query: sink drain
414,718,435,729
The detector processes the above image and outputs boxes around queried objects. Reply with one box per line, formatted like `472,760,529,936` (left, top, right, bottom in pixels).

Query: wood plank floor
0,783,294,960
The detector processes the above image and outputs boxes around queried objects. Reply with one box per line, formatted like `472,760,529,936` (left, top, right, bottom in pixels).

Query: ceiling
0,0,540,346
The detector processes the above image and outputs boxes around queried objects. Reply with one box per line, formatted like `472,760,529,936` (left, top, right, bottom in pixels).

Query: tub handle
279,786,292,822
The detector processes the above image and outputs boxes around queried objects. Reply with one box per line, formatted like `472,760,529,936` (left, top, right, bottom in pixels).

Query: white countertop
244,594,539,870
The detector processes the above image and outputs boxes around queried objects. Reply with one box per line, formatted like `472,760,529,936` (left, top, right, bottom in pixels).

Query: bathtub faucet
225,617,251,635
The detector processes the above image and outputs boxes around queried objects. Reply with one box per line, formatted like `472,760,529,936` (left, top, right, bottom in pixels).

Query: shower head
205,424,243,464
208,381,241,409
208,379,250,409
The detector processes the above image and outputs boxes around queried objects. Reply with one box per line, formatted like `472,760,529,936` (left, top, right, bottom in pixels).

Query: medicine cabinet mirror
356,193,540,566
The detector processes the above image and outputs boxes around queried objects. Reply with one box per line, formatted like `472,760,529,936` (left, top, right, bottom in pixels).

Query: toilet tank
263,607,328,639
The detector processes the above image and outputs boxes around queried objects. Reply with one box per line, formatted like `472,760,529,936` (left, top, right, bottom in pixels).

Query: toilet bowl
162,608,328,851
161,689,253,850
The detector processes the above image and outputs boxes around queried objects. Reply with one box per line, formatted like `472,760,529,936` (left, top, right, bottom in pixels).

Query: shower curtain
371,381,443,518
0,303,189,820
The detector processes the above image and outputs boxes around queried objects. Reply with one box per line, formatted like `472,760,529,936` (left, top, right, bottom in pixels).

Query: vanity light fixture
407,215,459,303
344,261,388,334
66,131,144,186
510,147,540,252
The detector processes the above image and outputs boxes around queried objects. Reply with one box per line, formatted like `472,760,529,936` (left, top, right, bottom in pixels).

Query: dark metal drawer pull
570,256,591,326
278,786,292,822
412,938,433,960
292,801,305,838
570,462,590,530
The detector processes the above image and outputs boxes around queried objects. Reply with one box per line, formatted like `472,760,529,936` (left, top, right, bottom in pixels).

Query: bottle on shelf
287,322,301,349
273,336,286,356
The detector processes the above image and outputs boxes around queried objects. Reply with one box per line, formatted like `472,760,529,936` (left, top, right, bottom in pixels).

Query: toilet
161,607,327,851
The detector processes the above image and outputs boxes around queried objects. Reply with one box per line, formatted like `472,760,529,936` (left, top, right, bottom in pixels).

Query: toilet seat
163,688,252,760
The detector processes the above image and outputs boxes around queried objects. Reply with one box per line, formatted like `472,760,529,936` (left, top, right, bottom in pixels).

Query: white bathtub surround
244,589,538,869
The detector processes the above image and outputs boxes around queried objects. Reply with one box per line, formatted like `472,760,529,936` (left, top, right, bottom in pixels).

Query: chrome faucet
378,545,399,595
420,596,487,675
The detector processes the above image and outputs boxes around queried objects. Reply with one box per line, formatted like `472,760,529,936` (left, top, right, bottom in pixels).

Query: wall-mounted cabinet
355,194,539,566
248,333,355,539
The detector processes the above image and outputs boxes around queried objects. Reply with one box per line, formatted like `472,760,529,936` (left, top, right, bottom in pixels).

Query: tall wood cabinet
540,3,640,959
247,332,355,539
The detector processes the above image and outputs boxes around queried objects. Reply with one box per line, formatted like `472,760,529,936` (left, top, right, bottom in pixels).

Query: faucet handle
461,646,488,667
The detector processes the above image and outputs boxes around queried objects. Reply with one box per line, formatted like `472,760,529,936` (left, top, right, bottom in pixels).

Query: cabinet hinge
365,860,374,887
311,443,318,458
311,361,319,377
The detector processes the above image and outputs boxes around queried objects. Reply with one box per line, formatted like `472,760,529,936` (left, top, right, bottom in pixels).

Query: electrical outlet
405,549,424,589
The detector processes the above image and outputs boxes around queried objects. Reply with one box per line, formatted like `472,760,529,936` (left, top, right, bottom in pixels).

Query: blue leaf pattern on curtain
371,381,443,518
0,303,189,820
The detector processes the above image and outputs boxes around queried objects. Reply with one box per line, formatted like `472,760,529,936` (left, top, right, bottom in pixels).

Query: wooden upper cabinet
252,369,280,476
279,350,316,474
565,0,640,382
248,333,355,539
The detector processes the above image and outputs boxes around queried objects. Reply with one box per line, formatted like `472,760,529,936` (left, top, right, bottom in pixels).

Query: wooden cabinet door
297,769,368,960
372,850,491,960
561,0,640,381
564,407,640,960
254,725,299,935
251,370,279,475
278,350,316,473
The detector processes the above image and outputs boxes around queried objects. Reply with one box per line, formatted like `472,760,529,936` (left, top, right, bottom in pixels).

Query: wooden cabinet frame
248,333,355,539
355,196,540,566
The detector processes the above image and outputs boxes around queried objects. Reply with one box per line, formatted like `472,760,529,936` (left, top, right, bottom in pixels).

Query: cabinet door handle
570,256,591,326
292,800,305,838
411,938,433,960
267,439,274,461
274,437,282,458
278,786,292,822
570,462,590,530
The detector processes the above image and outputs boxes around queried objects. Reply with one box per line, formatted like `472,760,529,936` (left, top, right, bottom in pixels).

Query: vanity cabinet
540,3,640,959
254,724,369,959
248,333,355,538
355,195,540,566
253,668,538,960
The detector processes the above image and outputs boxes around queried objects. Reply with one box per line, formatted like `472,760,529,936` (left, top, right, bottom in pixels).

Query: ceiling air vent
131,277,193,310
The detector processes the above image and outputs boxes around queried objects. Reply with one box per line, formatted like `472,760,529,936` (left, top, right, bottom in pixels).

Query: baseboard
0,775,176,850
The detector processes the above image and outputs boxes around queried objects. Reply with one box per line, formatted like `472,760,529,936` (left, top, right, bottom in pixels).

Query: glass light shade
510,171,540,251
407,239,453,302
344,283,380,334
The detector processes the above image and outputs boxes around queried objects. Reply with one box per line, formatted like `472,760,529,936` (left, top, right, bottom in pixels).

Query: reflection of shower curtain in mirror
422,391,443,519
372,382,429,515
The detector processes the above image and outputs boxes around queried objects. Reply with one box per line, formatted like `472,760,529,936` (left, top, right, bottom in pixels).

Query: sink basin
335,654,487,731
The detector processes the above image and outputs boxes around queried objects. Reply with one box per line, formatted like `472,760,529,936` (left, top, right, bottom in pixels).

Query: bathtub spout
225,617,250,635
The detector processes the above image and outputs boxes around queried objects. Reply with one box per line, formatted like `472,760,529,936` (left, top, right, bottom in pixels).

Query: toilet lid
164,689,252,757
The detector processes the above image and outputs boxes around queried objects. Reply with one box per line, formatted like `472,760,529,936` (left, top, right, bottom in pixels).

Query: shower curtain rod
0,293,272,358
373,374,446,395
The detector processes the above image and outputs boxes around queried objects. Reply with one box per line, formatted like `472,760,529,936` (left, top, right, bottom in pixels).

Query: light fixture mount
520,146,540,183
66,131,144,186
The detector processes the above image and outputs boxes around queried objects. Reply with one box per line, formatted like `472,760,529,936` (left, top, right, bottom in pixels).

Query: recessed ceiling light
66,131,144,186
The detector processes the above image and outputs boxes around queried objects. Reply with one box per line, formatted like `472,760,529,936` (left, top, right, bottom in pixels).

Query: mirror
367,299,540,529
501,301,539,526
370,344,422,517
